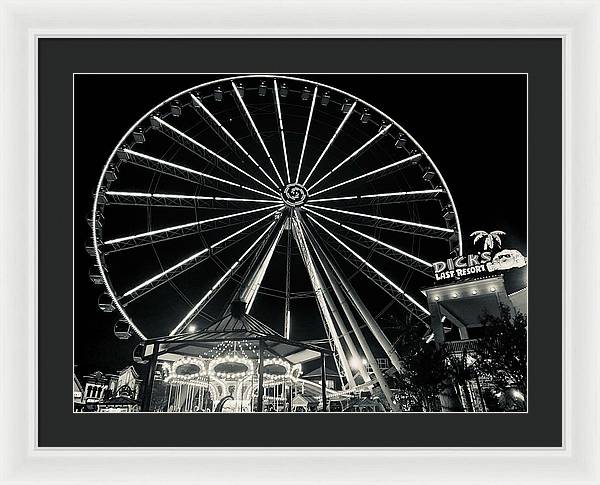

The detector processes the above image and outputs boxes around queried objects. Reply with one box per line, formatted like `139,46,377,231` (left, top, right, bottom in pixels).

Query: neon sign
433,249,527,281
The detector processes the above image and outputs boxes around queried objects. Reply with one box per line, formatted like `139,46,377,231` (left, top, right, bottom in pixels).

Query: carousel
136,300,334,412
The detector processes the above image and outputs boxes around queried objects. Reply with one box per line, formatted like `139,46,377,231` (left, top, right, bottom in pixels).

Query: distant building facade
423,274,527,412
77,366,143,412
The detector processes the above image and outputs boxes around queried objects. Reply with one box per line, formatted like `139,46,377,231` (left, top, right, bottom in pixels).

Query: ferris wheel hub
281,183,308,207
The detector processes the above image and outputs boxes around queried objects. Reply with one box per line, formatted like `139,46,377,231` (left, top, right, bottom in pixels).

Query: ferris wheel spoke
169,220,278,335
307,124,391,193
102,204,282,252
311,189,444,207
151,116,280,196
304,207,432,276
121,149,279,200
306,215,431,323
189,93,281,191
308,153,422,198
104,191,275,209
295,86,318,184
273,80,291,184
305,204,454,240
231,82,286,187
118,211,279,305
302,101,356,186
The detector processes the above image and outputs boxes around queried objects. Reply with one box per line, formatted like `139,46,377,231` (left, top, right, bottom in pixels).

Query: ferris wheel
88,75,462,408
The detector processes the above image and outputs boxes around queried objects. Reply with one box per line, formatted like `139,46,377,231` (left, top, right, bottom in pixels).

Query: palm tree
470,230,506,250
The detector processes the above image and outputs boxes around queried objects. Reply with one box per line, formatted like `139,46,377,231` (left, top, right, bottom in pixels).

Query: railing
445,339,479,353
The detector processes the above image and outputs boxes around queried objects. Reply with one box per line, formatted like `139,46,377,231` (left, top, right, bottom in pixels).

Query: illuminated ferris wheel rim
91,74,464,345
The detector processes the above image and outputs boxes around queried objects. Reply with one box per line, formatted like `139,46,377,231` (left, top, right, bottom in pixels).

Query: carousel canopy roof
186,312,281,341
144,309,331,365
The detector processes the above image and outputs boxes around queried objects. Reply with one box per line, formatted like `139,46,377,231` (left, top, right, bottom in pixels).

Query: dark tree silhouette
446,348,478,412
392,318,449,411
474,305,527,410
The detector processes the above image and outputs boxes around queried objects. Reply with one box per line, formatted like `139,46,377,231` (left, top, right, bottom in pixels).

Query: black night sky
74,74,527,380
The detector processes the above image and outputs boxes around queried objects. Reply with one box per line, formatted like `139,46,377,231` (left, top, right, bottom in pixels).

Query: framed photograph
1,1,599,484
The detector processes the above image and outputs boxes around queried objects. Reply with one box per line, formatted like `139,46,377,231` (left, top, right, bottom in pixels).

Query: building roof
439,294,502,327
101,395,140,406
509,287,527,315
292,394,319,405
303,366,340,378
119,365,140,380
422,275,506,296
73,373,83,393
344,397,383,410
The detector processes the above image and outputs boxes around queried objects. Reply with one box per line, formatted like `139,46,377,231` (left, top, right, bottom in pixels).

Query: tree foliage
473,305,527,409
388,305,527,412
392,318,448,411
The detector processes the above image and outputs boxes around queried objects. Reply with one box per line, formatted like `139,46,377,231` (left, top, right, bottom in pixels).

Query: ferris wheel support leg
307,239,370,385
240,223,285,311
305,230,399,411
316,279,357,389
309,226,406,375
303,237,366,386
291,215,356,388
284,223,292,339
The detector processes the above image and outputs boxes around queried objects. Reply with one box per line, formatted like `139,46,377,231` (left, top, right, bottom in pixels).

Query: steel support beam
306,204,454,239
152,116,279,196
307,214,431,323
231,82,285,187
304,226,399,411
241,222,286,311
295,86,318,183
307,124,391,193
303,101,356,186
273,79,291,183
284,220,292,338
169,220,277,335
291,214,355,388
309,153,422,197
305,207,432,276
304,222,406,375
321,352,327,412
190,93,280,191
303,229,371,385
119,212,277,305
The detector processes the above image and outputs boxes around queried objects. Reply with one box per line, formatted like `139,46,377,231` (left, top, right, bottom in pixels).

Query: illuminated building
77,367,142,412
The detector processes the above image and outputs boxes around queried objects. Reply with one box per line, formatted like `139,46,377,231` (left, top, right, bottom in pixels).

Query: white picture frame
0,1,598,483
